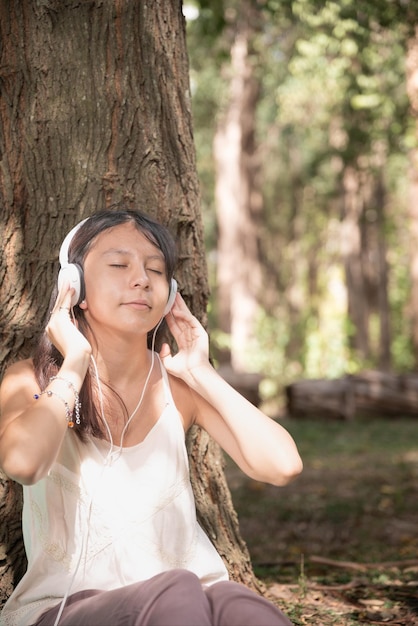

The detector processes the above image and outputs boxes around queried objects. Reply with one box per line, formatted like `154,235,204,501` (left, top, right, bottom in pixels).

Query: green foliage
187,0,226,40
187,0,417,393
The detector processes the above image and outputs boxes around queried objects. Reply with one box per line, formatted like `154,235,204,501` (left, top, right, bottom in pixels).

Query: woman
0,208,302,626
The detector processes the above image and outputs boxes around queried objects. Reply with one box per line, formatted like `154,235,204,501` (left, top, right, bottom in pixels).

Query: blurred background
184,0,418,417
183,6,418,620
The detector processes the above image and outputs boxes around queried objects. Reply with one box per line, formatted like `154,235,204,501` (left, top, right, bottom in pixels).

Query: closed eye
110,264,127,268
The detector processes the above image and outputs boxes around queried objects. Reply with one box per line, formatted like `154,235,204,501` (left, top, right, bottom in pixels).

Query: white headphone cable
101,318,162,463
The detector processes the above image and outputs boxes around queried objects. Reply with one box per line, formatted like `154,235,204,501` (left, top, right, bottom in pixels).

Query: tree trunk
341,165,370,359
406,25,418,368
340,163,391,367
213,1,263,373
0,0,260,607
374,175,391,370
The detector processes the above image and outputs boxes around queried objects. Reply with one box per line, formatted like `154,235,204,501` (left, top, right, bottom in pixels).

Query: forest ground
225,416,418,625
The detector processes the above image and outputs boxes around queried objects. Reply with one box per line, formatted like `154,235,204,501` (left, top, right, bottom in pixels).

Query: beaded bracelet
34,390,75,428
49,376,81,426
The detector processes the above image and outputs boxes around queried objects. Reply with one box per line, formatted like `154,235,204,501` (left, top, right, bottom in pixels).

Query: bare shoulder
0,359,38,429
1,358,36,387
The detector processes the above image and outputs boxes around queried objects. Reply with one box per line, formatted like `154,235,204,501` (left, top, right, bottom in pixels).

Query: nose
131,264,150,289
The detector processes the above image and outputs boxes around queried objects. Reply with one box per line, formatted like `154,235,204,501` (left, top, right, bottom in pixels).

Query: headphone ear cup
57,263,85,307
163,278,177,315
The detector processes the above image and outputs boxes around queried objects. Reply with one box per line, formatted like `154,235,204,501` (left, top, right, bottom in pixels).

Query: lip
123,300,151,310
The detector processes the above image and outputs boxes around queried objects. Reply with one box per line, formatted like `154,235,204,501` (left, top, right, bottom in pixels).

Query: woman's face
79,221,170,338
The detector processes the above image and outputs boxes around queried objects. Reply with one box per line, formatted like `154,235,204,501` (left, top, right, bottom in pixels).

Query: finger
51,280,73,315
60,287,74,311
167,292,191,314
159,343,171,359
174,293,194,314
165,315,193,344
166,298,195,326
164,293,180,320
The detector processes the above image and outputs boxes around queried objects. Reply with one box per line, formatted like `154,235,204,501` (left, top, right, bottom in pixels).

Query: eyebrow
102,249,165,261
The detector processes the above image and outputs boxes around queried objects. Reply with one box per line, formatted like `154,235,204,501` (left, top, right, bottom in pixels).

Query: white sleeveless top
0,359,228,626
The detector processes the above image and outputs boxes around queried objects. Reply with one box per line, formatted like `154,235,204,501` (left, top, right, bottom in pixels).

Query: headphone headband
59,218,89,267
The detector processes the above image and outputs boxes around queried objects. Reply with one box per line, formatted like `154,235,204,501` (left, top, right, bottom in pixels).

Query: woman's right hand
0,283,92,485
46,282,92,361
0,351,87,484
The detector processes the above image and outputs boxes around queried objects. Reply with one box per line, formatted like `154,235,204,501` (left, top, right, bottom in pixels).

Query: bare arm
0,284,91,485
160,295,303,487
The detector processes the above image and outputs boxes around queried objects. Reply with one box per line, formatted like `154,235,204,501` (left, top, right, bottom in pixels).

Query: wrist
60,352,91,389
186,362,218,390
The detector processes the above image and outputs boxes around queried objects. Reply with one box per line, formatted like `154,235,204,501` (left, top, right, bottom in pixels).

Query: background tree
0,0,261,607
406,24,418,364
213,0,264,374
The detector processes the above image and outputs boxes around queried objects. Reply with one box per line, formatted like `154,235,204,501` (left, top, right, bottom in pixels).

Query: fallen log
286,370,418,419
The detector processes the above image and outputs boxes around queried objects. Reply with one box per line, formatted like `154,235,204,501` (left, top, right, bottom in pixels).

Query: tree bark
0,0,259,607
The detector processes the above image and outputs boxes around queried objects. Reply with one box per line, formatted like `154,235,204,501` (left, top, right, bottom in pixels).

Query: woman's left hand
161,295,304,488
159,294,210,380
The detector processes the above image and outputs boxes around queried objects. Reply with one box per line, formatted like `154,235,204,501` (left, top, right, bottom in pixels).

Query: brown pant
33,569,292,626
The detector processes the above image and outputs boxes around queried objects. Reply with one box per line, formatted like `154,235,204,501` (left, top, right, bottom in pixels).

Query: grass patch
225,417,418,624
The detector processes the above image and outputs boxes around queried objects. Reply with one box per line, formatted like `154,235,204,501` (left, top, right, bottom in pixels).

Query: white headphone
57,217,178,313
164,278,178,315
